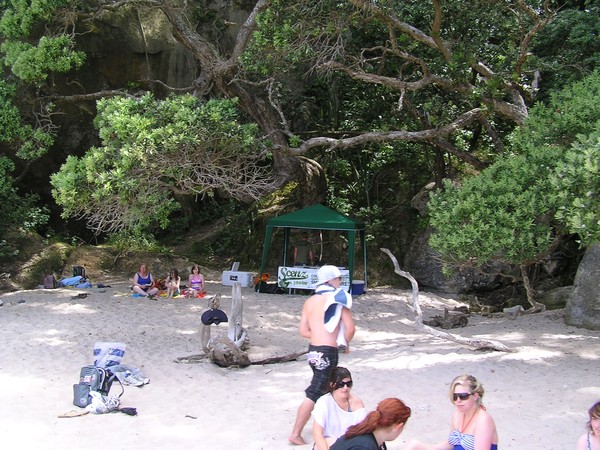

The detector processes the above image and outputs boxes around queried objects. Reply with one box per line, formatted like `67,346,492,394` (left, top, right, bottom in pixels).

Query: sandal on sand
58,410,90,418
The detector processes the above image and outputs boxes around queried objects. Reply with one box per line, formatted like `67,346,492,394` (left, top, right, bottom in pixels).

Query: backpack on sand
43,274,58,289
73,266,86,278
73,365,124,408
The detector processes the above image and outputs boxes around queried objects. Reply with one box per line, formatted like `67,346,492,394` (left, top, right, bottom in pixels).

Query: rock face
565,243,600,330
403,224,510,294
538,286,572,310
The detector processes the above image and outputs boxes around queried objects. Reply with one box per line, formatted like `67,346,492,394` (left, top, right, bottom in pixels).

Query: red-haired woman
330,397,411,450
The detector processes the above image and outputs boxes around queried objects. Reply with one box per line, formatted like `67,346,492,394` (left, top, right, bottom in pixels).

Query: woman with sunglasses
404,374,498,450
576,400,600,450
312,367,367,450
330,397,412,450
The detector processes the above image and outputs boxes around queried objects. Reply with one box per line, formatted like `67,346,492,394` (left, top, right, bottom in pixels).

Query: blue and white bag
93,342,126,368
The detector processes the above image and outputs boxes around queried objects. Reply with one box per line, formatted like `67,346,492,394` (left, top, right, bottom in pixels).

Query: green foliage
429,145,563,267
0,80,21,142
322,140,430,250
105,230,166,253
187,240,213,260
510,71,600,149
51,94,270,234
241,0,543,186
0,79,54,158
552,129,600,246
429,70,600,272
0,0,72,38
0,0,86,83
0,157,47,234
530,5,600,99
0,156,49,256
1,35,85,82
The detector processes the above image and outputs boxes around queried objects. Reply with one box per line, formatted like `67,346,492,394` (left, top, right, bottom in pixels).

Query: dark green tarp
259,204,367,287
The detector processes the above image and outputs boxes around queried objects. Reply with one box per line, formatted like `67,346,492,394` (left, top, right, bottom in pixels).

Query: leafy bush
0,156,49,257
51,94,274,236
428,71,600,306
552,129,600,246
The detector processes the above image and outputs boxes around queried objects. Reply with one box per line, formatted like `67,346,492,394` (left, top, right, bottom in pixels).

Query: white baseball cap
317,265,342,285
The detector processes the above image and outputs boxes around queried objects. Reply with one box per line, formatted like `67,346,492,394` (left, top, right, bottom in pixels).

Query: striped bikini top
448,430,498,450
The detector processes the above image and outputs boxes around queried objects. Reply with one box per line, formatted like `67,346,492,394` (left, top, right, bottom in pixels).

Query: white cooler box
221,271,254,287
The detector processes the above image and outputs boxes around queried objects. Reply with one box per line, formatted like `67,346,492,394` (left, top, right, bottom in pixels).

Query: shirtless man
288,265,356,446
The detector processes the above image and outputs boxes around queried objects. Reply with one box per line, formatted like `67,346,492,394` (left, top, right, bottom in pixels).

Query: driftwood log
174,350,307,366
381,248,513,353
199,284,251,367
423,308,469,329
228,282,249,350
176,283,306,367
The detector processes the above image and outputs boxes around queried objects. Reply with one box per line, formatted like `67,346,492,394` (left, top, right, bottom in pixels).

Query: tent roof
267,204,364,231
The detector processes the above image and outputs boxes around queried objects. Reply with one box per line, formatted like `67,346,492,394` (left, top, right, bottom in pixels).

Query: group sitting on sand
131,263,206,299
286,264,599,450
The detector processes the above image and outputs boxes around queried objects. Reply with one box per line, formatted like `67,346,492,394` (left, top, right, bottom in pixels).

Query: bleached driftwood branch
178,283,305,366
381,247,513,353
228,282,248,350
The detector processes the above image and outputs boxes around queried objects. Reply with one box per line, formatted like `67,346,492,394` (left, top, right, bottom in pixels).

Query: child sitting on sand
165,268,181,298
187,265,206,298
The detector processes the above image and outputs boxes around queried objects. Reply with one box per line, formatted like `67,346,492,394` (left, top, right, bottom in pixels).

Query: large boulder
538,286,572,310
565,243,600,330
403,225,510,294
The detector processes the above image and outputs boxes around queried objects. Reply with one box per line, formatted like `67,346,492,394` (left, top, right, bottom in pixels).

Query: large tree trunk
160,2,306,185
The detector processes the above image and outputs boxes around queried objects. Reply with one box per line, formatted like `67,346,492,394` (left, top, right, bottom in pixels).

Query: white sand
0,280,598,450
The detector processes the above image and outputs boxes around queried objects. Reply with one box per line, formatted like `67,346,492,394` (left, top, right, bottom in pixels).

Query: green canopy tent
259,204,367,288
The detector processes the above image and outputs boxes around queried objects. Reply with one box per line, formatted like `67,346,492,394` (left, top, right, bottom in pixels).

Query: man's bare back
300,293,355,348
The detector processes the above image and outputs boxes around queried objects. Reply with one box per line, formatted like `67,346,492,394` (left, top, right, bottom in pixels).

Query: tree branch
291,108,485,154
381,247,513,352
348,0,440,51
431,0,453,62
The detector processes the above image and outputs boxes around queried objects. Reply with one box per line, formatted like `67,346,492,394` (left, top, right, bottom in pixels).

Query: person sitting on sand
576,400,600,450
187,265,206,298
330,397,411,450
165,268,181,298
312,366,367,450
131,264,159,298
404,374,498,450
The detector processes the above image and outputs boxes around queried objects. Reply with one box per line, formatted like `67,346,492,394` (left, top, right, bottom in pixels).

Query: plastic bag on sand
109,364,150,387
85,391,120,414
93,342,126,368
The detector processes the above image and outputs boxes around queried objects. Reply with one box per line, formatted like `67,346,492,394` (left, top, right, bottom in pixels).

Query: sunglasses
335,380,353,389
453,392,474,401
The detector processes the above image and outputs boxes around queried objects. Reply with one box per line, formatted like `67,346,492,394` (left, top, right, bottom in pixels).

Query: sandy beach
0,278,598,450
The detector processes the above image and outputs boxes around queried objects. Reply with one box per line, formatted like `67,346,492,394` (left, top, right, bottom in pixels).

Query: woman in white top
312,366,367,450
